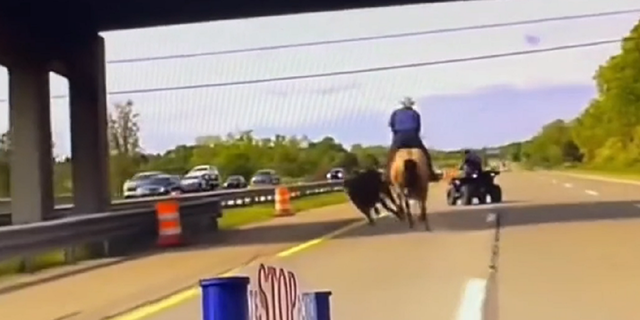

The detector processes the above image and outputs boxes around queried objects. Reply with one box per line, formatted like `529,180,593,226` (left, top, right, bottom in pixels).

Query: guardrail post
200,276,250,320
303,291,333,320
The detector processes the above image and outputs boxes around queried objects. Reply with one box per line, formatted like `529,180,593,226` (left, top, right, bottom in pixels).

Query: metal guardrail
0,179,309,213
0,181,343,263
0,181,325,226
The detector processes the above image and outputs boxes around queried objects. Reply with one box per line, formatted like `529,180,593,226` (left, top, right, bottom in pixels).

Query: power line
108,9,640,64
0,37,623,103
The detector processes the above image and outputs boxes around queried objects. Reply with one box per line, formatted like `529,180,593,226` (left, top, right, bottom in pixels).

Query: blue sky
0,0,638,155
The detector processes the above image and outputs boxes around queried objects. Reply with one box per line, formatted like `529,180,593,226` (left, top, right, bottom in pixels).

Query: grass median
218,191,348,229
0,191,349,278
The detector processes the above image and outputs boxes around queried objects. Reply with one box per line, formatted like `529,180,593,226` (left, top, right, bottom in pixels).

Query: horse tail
403,159,419,192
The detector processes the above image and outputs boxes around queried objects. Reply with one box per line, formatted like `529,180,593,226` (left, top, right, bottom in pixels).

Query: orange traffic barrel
274,186,295,217
155,200,183,247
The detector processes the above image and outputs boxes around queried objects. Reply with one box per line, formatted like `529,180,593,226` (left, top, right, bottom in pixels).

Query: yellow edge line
112,218,368,320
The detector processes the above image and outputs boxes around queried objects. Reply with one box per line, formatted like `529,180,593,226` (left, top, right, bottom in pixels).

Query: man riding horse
386,97,438,183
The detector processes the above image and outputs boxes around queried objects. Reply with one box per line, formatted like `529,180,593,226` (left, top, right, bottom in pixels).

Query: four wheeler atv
446,169,502,206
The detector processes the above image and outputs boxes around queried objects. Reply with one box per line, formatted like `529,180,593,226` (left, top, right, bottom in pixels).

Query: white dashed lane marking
456,278,488,320
584,190,599,196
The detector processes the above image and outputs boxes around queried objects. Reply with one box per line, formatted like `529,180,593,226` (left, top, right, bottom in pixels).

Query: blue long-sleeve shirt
389,107,421,134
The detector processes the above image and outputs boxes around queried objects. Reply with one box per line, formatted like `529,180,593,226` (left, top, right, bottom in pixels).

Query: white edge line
456,278,488,320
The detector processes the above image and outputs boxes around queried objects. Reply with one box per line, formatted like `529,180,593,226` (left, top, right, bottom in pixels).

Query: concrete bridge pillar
68,35,111,214
8,61,54,224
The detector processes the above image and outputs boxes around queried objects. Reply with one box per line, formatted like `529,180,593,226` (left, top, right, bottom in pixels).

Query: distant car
250,169,280,186
122,171,163,198
123,173,181,199
187,165,221,189
224,175,248,189
180,171,217,193
326,168,345,181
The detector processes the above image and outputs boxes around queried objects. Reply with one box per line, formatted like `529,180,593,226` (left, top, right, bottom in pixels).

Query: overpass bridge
0,0,467,224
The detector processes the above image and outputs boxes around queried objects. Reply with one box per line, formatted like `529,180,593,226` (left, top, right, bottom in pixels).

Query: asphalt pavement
145,171,640,320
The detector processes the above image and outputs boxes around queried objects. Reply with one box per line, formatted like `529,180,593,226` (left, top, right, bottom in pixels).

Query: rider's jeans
391,131,425,150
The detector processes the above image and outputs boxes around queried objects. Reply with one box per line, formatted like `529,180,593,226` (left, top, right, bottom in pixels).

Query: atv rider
386,97,438,182
460,149,483,177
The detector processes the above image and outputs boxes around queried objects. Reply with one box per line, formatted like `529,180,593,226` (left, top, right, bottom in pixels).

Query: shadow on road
176,199,640,245
338,200,640,239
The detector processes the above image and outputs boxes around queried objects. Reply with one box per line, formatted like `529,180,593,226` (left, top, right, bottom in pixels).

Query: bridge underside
1,0,459,32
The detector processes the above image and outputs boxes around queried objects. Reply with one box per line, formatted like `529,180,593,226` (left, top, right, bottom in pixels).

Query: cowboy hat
399,96,415,107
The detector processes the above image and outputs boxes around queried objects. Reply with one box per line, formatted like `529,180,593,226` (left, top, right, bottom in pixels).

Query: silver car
187,165,221,189
250,169,280,186
122,172,181,198
180,171,216,192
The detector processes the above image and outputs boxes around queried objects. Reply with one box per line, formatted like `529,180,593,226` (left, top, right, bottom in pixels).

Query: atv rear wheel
477,192,487,204
446,187,457,205
489,185,502,203
461,185,473,205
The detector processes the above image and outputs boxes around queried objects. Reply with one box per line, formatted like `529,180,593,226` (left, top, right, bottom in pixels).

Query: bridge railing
0,181,343,266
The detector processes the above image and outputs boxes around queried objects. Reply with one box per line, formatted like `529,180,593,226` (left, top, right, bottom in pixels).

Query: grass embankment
0,192,348,278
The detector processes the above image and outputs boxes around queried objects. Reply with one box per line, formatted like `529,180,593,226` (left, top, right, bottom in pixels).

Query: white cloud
0,0,637,153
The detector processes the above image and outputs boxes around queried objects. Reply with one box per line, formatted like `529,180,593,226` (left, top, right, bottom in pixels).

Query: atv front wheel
490,185,502,203
446,188,457,206
461,185,473,205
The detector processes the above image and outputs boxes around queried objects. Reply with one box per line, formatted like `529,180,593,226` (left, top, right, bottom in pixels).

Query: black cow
343,169,402,225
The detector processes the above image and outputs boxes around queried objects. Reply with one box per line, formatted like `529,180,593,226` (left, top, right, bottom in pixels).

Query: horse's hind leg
419,200,430,231
372,206,381,217
404,197,414,228
366,208,376,226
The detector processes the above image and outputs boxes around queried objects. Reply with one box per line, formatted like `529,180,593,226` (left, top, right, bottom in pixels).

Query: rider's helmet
399,97,415,108
463,149,471,155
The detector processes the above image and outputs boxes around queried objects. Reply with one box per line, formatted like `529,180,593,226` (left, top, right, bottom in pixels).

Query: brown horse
389,148,430,230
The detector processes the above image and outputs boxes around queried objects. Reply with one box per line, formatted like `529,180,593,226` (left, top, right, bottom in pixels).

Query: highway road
138,171,640,320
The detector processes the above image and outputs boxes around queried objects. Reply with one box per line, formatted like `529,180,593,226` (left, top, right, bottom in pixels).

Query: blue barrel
200,276,250,320
303,291,332,320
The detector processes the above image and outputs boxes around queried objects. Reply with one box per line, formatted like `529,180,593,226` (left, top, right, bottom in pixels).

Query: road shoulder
0,203,360,320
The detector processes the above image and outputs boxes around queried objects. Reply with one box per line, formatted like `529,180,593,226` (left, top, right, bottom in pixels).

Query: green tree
107,100,142,195
497,21,640,171
108,100,141,156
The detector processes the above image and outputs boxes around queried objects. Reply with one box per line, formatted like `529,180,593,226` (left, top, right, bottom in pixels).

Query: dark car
180,171,217,193
224,175,248,189
123,174,182,199
250,169,280,186
326,168,345,181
